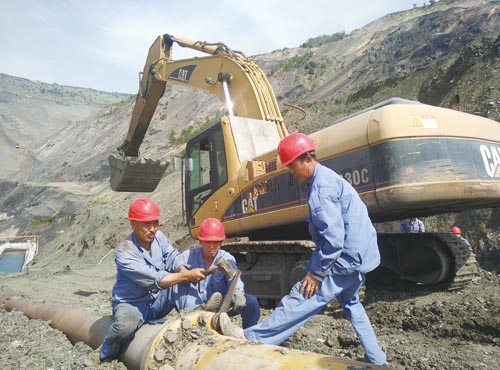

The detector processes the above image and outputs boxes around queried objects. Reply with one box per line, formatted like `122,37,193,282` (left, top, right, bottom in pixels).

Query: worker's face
287,155,315,182
200,240,223,260
131,220,159,249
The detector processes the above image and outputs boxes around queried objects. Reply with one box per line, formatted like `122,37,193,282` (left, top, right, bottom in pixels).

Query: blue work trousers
100,288,175,361
244,272,387,366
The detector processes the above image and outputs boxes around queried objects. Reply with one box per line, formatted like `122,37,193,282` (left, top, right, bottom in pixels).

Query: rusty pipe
2,297,111,349
2,297,392,370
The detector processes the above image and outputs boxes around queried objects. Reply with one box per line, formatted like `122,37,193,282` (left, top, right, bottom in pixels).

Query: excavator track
440,233,480,291
224,240,314,303
226,234,479,303
377,232,480,291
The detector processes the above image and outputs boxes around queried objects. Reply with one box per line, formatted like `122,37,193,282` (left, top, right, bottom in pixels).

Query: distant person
450,226,473,251
219,133,386,366
400,217,425,233
175,218,260,328
99,198,206,362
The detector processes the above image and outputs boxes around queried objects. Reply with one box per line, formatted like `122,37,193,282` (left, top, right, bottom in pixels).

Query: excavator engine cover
109,154,169,192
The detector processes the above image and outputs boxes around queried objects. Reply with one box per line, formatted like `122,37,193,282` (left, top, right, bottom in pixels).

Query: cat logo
168,65,196,83
242,190,259,214
480,144,500,178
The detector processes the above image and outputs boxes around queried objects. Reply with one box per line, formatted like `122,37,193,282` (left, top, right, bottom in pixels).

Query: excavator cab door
185,122,227,225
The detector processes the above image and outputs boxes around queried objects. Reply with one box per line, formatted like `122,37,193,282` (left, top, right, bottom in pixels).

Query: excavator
109,34,500,302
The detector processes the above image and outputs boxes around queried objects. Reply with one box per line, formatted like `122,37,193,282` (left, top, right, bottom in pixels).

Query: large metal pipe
2,297,392,370
3,297,110,349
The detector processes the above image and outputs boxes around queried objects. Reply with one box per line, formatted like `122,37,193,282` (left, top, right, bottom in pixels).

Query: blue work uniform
400,218,425,233
100,230,179,361
244,163,387,366
175,247,260,328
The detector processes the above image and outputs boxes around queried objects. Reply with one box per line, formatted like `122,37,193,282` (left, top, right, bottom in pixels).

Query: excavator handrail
329,97,421,126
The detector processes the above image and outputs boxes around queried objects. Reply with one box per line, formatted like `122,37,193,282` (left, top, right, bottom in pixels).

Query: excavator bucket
109,154,169,192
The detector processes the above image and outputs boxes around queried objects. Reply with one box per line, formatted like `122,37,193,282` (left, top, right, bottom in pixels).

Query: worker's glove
232,289,246,310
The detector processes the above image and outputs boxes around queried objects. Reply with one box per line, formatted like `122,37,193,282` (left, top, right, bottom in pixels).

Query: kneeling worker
175,217,260,328
100,198,207,362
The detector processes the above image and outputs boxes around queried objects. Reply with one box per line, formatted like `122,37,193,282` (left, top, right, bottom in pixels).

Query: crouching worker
175,217,260,328
99,198,206,362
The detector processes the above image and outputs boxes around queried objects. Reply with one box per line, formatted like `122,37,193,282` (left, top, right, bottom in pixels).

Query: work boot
202,292,222,312
219,312,245,339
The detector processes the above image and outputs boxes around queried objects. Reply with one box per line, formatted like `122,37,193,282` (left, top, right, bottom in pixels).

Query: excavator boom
110,34,285,192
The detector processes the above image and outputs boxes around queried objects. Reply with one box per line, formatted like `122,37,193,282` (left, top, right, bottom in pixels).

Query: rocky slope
0,73,130,178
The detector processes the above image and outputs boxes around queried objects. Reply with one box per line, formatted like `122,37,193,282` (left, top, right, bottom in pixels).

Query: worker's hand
232,289,247,310
187,267,207,283
299,272,320,299
159,266,207,289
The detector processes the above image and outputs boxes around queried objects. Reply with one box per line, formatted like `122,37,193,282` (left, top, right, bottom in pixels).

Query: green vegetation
96,97,131,120
168,113,223,145
300,32,346,48
346,76,406,103
40,85,64,95
304,61,317,75
270,51,313,75
31,218,52,227
29,218,53,234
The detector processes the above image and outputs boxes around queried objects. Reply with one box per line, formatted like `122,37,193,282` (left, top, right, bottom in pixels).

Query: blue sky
0,0,426,93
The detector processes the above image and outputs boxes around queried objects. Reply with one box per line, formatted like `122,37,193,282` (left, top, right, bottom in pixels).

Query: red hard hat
128,198,161,221
278,133,317,166
198,218,226,241
451,226,462,235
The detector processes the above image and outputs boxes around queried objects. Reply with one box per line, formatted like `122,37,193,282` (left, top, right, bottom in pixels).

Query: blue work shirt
174,247,243,309
400,218,425,233
111,230,179,304
306,163,380,280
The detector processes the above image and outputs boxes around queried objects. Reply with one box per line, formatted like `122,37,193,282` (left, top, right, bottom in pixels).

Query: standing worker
400,217,425,233
175,217,260,328
100,198,206,362
219,133,387,366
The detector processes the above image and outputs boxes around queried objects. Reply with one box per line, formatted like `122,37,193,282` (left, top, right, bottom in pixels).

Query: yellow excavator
110,34,500,302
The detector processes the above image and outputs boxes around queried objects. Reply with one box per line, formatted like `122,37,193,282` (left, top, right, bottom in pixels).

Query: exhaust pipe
3,297,391,370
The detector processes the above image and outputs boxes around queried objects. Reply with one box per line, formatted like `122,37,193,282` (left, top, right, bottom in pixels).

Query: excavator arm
110,34,285,192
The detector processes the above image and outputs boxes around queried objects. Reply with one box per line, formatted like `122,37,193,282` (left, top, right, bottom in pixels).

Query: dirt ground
1,252,499,370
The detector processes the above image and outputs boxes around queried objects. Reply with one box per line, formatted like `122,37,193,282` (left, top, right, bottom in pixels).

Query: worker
99,198,206,362
219,133,387,366
174,218,260,328
451,226,473,250
400,217,425,233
